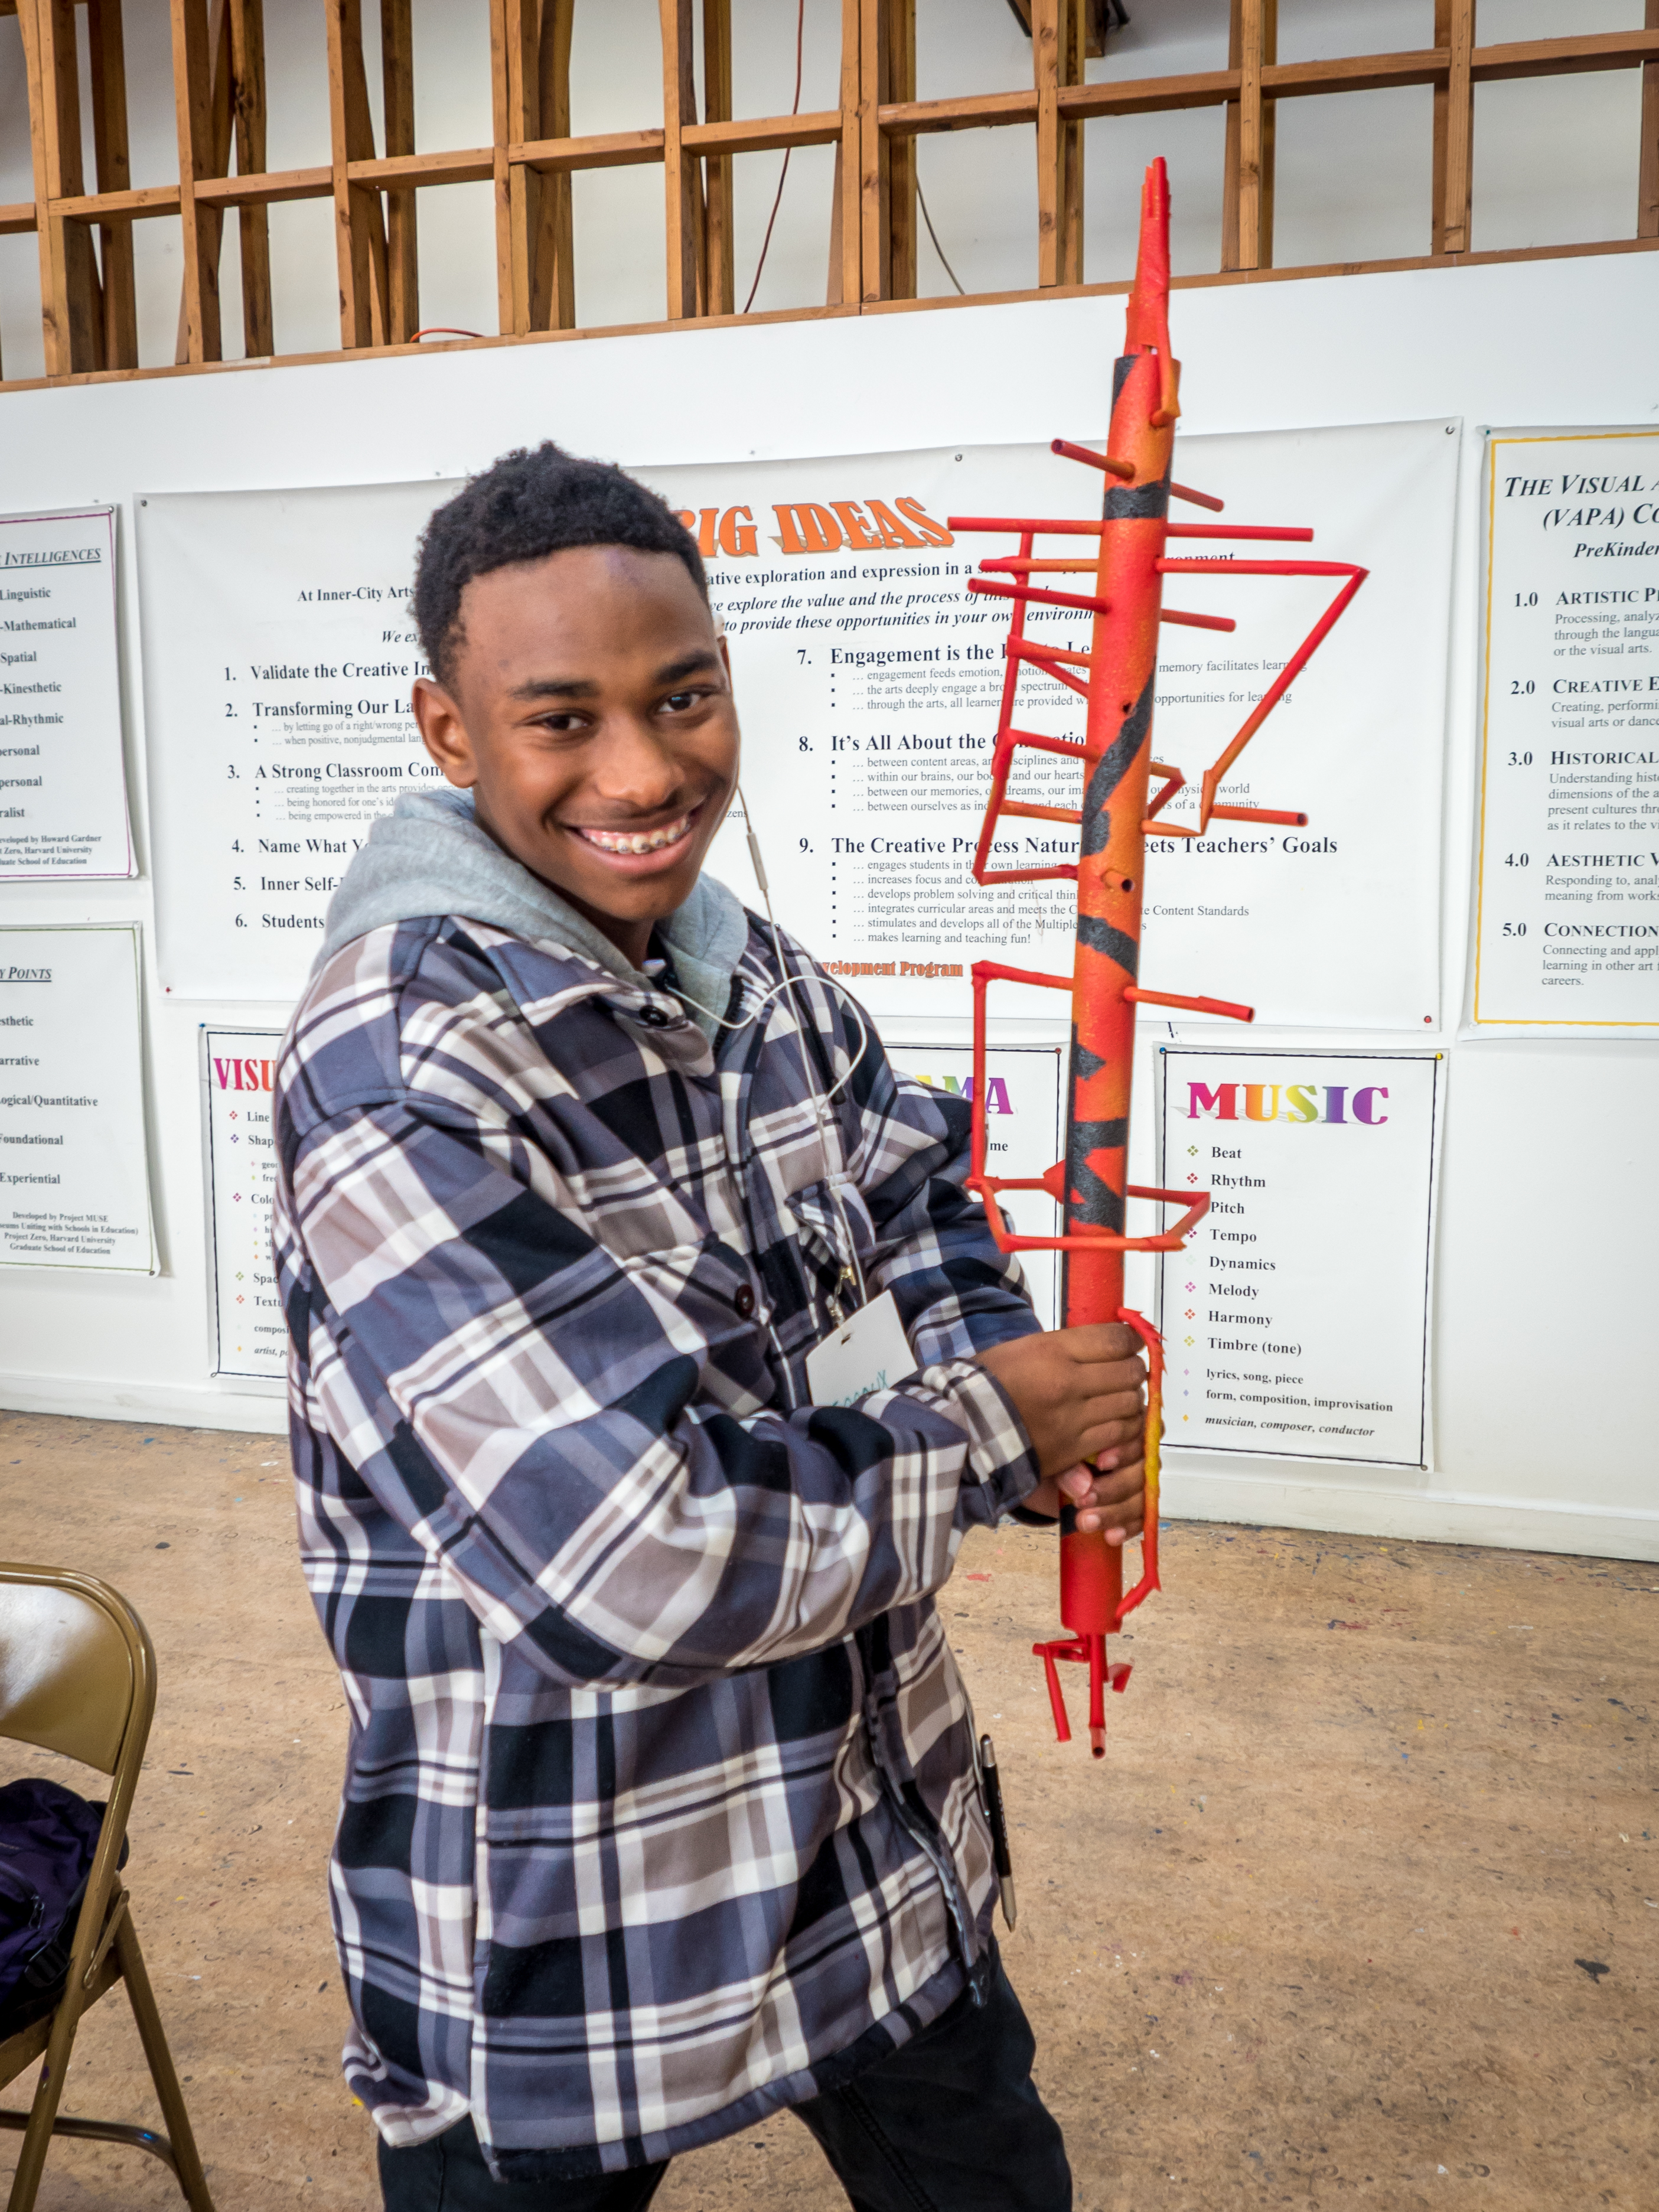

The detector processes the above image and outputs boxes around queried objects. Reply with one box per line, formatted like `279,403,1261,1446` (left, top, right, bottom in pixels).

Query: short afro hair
413,441,708,688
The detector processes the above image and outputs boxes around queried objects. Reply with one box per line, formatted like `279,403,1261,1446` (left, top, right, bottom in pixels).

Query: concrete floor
0,1410,1651,2211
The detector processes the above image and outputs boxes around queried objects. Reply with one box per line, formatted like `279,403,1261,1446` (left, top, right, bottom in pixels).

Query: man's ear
412,676,478,790
715,626,732,688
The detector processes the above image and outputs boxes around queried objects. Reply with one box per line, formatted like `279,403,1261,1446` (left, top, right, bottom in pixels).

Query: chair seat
0,1949,122,2094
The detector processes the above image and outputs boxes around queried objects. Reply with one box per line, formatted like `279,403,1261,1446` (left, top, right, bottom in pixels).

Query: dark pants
378,1955,1070,2211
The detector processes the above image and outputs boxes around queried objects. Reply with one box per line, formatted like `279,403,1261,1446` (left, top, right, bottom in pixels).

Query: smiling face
412,545,739,968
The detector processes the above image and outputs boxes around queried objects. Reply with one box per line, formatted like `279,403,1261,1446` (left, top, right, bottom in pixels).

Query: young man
273,444,1147,2210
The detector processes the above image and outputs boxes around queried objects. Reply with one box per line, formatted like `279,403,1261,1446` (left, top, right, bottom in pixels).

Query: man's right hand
974,1324,1148,1537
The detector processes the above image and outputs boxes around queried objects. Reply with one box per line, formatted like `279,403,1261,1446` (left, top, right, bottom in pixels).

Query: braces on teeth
579,812,694,855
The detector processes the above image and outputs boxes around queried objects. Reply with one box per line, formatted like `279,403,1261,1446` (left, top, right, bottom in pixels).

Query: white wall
0,243,1654,1559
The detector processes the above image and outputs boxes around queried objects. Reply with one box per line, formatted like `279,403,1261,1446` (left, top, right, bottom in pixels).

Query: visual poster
1474,429,1659,1030
0,928,155,1272
1155,1048,1441,1468
202,1030,1057,1373
139,481,461,998
138,425,1455,1018
0,505,132,880
886,1041,1063,1329
203,1028,286,1380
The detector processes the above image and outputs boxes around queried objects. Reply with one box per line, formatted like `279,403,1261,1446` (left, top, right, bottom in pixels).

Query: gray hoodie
319,785,751,1041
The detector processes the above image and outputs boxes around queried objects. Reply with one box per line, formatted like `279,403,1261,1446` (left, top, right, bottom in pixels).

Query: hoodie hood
320,786,749,1040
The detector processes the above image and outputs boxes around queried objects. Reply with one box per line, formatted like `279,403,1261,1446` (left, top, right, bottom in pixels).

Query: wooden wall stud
1034,0,1060,286
830,0,863,306
173,0,230,366
659,0,702,321
503,0,573,334
537,1,578,328
857,0,882,303
23,0,106,374
377,0,416,343
224,0,273,355
1033,0,1084,288
503,0,539,334
1435,0,1474,255
1060,0,1084,286
326,0,395,348
490,0,515,334
884,0,916,299
702,0,734,316
86,0,138,369
1223,0,1275,273
170,0,225,363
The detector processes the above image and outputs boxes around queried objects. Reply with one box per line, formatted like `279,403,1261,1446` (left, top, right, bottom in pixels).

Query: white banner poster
886,1041,1062,1329
1,505,132,880
1155,1047,1441,1468
654,422,1455,1031
1472,428,1659,1031
198,1031,1057,1376
139,481,459,998
0,927,155,1272
138,425,1454,1019
202,1028,285,1380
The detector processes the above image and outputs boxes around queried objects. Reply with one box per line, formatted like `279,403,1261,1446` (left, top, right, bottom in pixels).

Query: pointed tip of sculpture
1125,157,1178,425
1129,158,1172,325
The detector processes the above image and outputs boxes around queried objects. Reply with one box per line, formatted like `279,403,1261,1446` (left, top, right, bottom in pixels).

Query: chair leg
114,1915,217,2212
4,1979,88,2212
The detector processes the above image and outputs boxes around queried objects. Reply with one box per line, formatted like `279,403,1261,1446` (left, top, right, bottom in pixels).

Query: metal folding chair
0,1564,214,2210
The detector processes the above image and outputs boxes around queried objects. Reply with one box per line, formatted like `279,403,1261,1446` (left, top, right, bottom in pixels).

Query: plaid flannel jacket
272,906,1043,2180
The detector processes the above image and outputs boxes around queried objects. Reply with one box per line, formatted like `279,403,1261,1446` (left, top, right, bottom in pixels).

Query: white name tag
804,1288,920,1408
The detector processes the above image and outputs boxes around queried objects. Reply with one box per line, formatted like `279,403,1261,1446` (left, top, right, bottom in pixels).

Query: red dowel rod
1124,986,1256,1021
1051,436,1136,478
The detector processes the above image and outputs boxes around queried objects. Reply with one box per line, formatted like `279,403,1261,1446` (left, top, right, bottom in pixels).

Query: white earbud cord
662,967,873,1107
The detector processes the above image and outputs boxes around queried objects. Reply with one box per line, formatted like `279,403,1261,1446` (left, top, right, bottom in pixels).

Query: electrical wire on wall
915,175,966,295
741,1,965,310
742,0,807,314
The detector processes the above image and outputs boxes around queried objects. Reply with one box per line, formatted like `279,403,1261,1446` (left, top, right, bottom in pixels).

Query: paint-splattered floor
0,1410,1651,2211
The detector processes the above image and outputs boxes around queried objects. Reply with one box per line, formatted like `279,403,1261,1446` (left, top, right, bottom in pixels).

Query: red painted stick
950,157,1368,1760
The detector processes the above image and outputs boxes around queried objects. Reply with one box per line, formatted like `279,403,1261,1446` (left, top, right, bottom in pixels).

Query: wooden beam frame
830,0,862,307
1034,0,1084,289
379,0,417,343
1223,0,1276,274
86,0,137,369
503,0,577,335
489,0,514,333
1059,0,1084,287
702,0,733,317
883,0,915,300
325,0,392,349
8,11,1659,389
174,0,227,364
501,0,534,334
169,0,224,363
1434,0,1475,255
856,0,882,304
226,1,274,355
659,0,700,321
22,0,104,375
